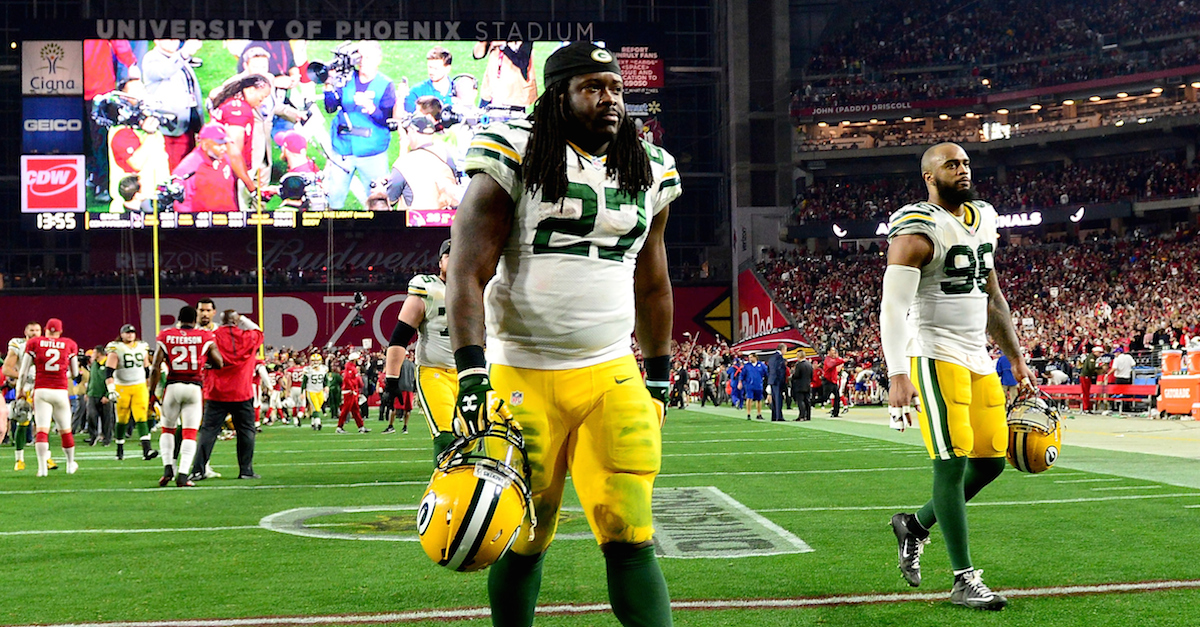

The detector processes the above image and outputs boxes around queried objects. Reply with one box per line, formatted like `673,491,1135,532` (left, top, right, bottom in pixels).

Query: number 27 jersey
156,327,215,383
465,120,682,369
887,200,998,375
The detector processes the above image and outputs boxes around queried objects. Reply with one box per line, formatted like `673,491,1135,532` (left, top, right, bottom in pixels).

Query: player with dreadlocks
447,41,681,627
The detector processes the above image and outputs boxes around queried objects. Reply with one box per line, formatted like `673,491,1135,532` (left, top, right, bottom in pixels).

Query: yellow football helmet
1006,390,1063,474
417,417,536,572
309,353,322,363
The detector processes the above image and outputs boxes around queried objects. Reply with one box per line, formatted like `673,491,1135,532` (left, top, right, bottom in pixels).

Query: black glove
644,355,670,421
454,345,512,436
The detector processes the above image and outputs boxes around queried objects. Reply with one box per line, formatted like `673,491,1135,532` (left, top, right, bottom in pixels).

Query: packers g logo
591,48,614,63
1044,446,1059,466
416,492,437,535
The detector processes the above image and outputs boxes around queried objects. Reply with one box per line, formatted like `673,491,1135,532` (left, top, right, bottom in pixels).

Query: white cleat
67,461,79,474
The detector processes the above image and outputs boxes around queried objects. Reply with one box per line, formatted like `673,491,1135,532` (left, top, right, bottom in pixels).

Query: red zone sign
21,155,85,212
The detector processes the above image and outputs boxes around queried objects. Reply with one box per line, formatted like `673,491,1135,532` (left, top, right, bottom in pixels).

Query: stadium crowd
796,0,1200,108
792,151,1200,222
756,228,1200,381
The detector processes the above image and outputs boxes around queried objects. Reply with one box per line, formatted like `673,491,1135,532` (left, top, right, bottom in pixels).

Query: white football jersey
302,364,328,392
888,200,999,375
107,340,150,385
465,120,682,369
406,274,454,369
8,337,35,388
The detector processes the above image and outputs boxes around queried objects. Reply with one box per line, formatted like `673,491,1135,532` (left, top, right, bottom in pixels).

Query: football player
4,321,52,471
446,42,679,627
881,142,1036,611
284,357,305,425
301,353,328,430
16,318,80,476
105,324,158,461
383,238,455,458
149,306,223,487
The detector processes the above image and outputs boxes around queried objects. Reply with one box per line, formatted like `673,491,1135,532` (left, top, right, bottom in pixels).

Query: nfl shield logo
510,391,524,406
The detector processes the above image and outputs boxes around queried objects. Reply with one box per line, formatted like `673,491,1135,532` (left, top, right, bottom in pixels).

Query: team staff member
791,355,813,421
16,319,80,476
448,42,681,627
172,123,238,213
821,347,845,417
189,310,264,481
882,142,1036,610
767,344,788,422
336,354,367,433
740,353,767,420
383,239,456,458
105,324,158,461
149,306,222,487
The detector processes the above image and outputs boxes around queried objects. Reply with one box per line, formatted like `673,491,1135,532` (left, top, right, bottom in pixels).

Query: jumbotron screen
79,39,561,228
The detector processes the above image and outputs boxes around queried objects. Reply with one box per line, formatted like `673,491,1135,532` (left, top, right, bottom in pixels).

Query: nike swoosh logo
615,376,634,384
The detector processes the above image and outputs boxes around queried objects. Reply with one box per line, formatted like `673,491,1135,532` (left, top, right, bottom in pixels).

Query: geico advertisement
22,97,84,153
22,41,83,95
21,155,85,212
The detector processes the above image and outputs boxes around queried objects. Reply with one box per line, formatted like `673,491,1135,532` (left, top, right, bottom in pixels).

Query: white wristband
880,264,921,377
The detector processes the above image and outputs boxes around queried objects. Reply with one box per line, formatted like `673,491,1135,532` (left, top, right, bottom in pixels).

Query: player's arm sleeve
880,265,921,377
650,146,683,215
464,126,524,201
14,353,32,396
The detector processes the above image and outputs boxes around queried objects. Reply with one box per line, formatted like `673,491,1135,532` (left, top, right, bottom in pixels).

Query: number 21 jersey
887,200,998,375
156,327,215,383
465,120,682,369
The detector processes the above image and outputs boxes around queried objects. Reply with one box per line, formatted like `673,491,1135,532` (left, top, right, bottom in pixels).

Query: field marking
658,466,925,479
1185,504,1200,508
1055,478,1123,484
0,525,261,537
17,578,1200,626
0,480,428,496
756,491,1200,513
1090,485,1164,491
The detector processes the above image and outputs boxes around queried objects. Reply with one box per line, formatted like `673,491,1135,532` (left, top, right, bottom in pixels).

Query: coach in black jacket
791,356,814,421
767,345,788,422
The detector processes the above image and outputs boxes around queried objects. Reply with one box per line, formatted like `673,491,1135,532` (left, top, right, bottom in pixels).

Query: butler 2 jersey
26,337,79,390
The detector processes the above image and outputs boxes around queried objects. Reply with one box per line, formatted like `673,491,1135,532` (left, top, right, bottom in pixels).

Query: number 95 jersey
465,120,682,370
887,200,998,375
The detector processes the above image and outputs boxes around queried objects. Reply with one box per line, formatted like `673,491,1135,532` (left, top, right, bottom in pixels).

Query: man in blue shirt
726,358,744,410
995,350,1018,406
740,353,768,420
404,46,453,113
322,41,397,210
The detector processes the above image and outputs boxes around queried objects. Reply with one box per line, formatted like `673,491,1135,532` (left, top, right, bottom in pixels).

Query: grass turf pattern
2,406,1198,626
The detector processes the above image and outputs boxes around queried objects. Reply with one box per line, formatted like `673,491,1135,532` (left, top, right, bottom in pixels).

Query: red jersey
253,358,267,386
156,327,216,384
286,365,304,388
341,363,361,392
25,336,78,390
173,147,238,213
206,325,264,403
212,97,257,172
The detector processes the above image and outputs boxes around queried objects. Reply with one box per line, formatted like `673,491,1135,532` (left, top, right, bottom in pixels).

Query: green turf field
2,404,1199,626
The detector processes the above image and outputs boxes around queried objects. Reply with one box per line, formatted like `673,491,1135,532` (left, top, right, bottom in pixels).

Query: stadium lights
997,108,1009,115
981,78,990,85
902,116,913,122
1117,92,1129,98
841,120,850,126
1192,82,1200,89
938,113,949,120
817,121,828,127
1030,104,1042,111
1179,84,1187,89
965,112,976,118
8,42,14,49
1089,96,1101,102
1115,120,1125,126
1062,99,1075,105
1152,87,1164,94
869,118,879,124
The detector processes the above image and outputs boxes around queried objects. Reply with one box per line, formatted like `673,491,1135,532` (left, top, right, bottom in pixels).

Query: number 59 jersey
465,120,682,370
887,200,998,375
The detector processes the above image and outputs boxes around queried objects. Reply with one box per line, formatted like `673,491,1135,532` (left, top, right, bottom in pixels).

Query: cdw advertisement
21,155,85,212
737,269,794,342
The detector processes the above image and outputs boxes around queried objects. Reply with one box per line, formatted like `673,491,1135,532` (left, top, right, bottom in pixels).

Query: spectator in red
822,347,845,417
336,354,367,433
85,39,139,202
191,309,265,481
172,123,238,213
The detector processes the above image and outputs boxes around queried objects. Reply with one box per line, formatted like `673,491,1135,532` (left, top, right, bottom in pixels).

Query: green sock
432,433,456,461
136,421,150,438
14,423,27,451
915,457,1006,530
487,551,544,627
604,543,673,627
916,457,972,571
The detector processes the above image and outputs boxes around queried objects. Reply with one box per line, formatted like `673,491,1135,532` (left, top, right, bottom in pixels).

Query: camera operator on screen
319,41,397,211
